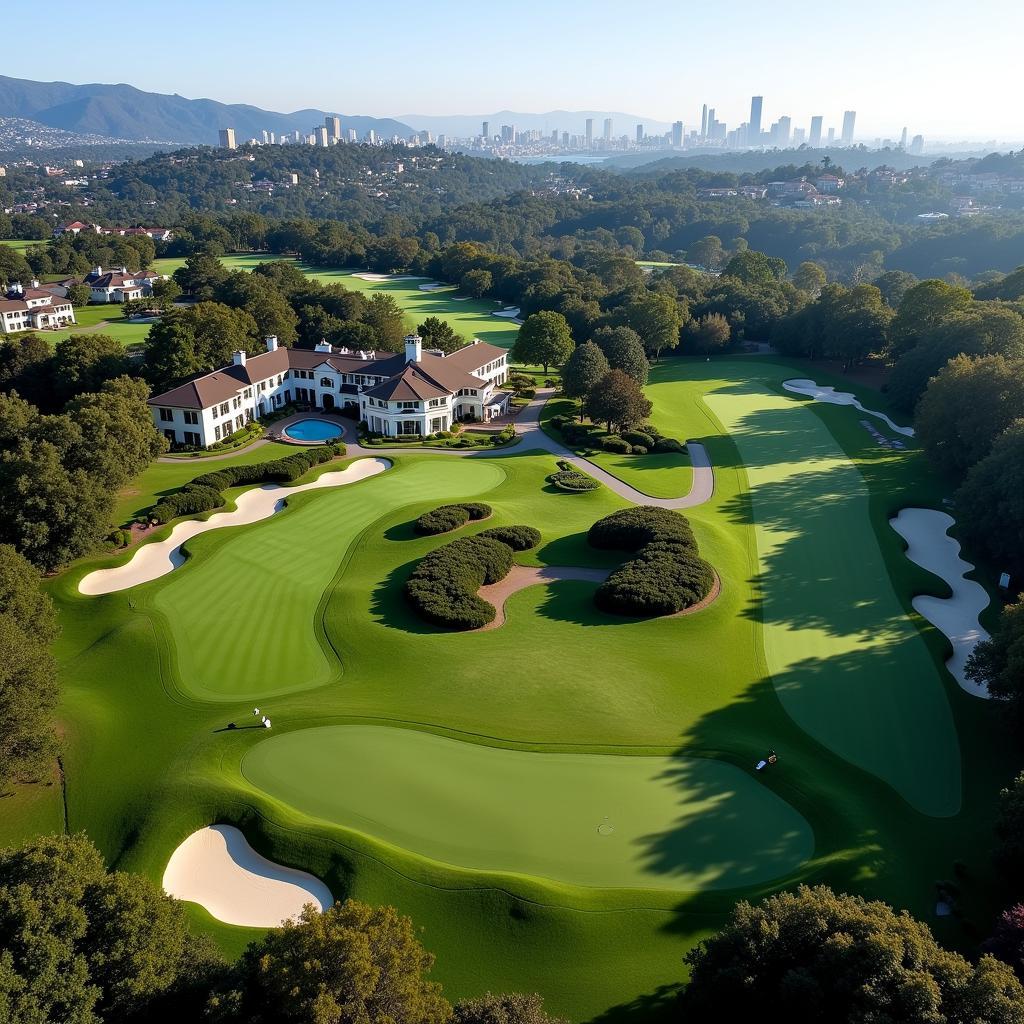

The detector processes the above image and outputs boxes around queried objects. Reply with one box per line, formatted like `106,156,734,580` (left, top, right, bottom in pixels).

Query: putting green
241,725,814,891
705,381,961,817
153,459,504,701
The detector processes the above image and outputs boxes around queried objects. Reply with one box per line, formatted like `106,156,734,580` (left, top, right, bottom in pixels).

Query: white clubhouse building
148,334,510,448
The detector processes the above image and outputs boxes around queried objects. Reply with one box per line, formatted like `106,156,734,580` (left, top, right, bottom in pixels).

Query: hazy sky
9,0,1022,140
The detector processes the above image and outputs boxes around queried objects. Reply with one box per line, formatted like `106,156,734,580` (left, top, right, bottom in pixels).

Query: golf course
2,248,1012,1019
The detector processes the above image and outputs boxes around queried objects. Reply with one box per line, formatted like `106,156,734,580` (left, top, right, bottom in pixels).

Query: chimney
404,334,422,363
93,265,102,276
265,335,278,352
30,279,39,288
314,340,332,353
232,350,247,366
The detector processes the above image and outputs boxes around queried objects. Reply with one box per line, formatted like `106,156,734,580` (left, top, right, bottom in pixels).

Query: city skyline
3,0,1020,142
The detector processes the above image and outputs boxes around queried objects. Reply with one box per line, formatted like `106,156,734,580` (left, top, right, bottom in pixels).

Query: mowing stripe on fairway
705,382,961,817
241,724,814,891
153,459,504,701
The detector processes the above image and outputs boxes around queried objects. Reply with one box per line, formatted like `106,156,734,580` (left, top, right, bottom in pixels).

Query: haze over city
5,0,1021,142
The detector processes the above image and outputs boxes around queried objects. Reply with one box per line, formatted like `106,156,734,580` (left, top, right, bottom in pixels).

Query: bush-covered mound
548,460,600,492
151,444,345,524
405,526,540,630
415,502,492,535
588,506,715,617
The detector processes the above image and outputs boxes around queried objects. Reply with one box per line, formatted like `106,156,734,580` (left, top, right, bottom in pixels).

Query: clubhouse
0,281,76,335
148,334,511,448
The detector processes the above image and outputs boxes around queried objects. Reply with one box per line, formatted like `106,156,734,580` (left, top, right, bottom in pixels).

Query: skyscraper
900,126,908,150
218,128,236,150
700,104,708,138
827,126,835,145
636,124,643,144
809,115,823,148
841,111,856,146
603,118,612,142
909,134,924,155
749,96,763,143
481,121,489,139
671,120,683,147
314,126,329,147
326,115,341,141
347,128,357,143
585,118,593,148
777,116,791,147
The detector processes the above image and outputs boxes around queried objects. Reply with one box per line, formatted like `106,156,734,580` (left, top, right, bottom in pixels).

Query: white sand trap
492,306,521,318
350,273,425,282
418,282,446,291
783,379,915,437
163,825,332,927
890,508,991,697
79,458,391,595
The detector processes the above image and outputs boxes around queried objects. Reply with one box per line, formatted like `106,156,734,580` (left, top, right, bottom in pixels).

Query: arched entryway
321,394,335,411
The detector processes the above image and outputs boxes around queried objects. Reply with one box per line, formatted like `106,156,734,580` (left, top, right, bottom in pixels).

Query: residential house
0,282,76,335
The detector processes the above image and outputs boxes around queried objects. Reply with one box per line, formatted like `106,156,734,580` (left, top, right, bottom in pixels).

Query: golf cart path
80,458,390,595
163,825,332,927
889,507,991,698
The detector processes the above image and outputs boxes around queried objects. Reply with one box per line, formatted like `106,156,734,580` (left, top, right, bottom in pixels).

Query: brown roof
362,364,451,401
442,340,507,371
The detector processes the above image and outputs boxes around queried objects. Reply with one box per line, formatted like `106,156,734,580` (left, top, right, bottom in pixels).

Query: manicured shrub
519,388,536,399
549,469,599,491
601,436,633,454
631,445,649,455
639,423,664,439
415,502,492,535
462,503,492,521
588,506,712,616
653,437,685,453
621,430,655,448
151,484,225,524
562,423,595,445
549,414,567,430
477,525,542,550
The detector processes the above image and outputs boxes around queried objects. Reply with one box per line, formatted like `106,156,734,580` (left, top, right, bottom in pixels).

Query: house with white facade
147,334,510,449
84,266,167,303
0,282,76,335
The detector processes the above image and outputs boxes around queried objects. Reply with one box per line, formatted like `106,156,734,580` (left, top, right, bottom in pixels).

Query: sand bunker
350,273,426,283
477,564,721,630
890,507,991,697
163,825,332,927
79,458,391,595
418,282,446,291
783,379,915,437
492,306,521,319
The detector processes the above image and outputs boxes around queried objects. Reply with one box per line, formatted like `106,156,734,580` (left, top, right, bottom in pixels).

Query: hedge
415,502,492,535
477,525,542,550
588,506,713,617
653,437,685,454
405,529,538,630
621,430,655,448
548,463,600,491
601,436,633,454
151,443,346,524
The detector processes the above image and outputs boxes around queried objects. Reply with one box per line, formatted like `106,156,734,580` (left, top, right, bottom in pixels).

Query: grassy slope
8,357,1010,1022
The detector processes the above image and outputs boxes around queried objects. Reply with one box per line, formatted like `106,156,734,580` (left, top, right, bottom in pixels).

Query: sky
8,0,1022,142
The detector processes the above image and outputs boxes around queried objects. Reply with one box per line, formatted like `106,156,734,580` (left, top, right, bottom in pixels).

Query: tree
616,293,683,361
151,276,182,302
687,313,732,354
361,293,408,352
997,773,1024,885
172,252,229,300
561,341,609,418
956,423,1024,582
587,370,652,433
51,333,131,406
721,250,787,287
417,316,465,355
889,279,973,358
686,236,725,271
792,261,827,297
968,601,1024,721
591,326,649,384
460,269,492,298
0,544,58,642
985,905,1024,980
873,269,919,309
826,284,894,370
0,333,51,405
0,247,33,288
0,833,223,1023
65,283,92,307
682,884,1024,1024
215,272,299,345
916,355,1024,475
209,900,450,1024
453,993,567,1024
511,311,574,374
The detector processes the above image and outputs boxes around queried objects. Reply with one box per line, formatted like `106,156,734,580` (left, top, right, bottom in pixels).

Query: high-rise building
501,124,514,143
314,126,329,147
841,110,856,146
793,127,806,146
218,128,236,150
671,120,684,147
749,96,763,143
562,131,569,147
347,128,357,143
481,121,489,139
809,115,823,148
700,104,708,138
900,126,908,150
636,124,643,144
827,126,835,145
777,116,791,147
585,118,593,147
603,117,612,142
909,134,924,155
326,115,341,141
366,129,377,144
260,130,270,145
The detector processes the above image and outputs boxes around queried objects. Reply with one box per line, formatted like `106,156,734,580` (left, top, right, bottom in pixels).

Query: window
214,424,222,441
277,375,283,385
398,401,418,410
183,431,201,446
232,396,241,410
320,377,333,388
184,410,198,425
236,415,244,430
219,402,229,416
158,408,173,422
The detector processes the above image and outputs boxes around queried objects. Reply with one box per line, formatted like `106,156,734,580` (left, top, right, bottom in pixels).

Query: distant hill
0,75,412,145
399,110,674,139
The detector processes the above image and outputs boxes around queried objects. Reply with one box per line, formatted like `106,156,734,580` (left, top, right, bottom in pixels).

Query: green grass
9,357,1013,1021
242,724,814,890
0,239,40,255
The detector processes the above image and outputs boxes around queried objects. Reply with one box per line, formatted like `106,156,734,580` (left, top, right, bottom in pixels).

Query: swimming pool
283,418,344,442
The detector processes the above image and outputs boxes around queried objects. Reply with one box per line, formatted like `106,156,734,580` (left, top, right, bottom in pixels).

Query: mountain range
0,75,412,146
399,110,674,139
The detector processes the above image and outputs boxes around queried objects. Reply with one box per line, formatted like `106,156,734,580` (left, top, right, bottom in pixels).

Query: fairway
241,724,814,890
705,381,961,816
153,458,505,700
